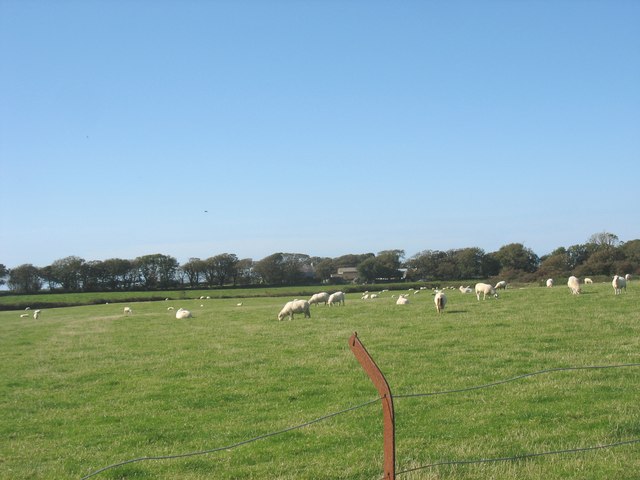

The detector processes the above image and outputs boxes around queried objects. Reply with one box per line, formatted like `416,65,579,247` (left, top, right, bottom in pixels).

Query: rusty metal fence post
349,332,395,480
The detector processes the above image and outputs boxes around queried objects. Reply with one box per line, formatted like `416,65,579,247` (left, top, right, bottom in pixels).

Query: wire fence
80,362,640,479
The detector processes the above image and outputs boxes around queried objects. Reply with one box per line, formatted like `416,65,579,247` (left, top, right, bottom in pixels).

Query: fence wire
394,438,640,477
80,362,640,479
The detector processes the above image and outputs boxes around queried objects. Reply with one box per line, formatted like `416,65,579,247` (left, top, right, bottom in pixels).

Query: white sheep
475,283,498,300
20,313,29,318
546,278,554,288
328,291,345,306
459,286,473,294
396,294,409,305
494,280,507,290
625,274,632,281
277,299,311,321
309,292,330,306
567,276,581,295
584,278,593,284
123,306,132,315
33,309,41,320
434,290,447,313
612,275,627,295
175,308,193,319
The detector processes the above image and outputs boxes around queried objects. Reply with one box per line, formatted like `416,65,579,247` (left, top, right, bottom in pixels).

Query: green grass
1,283,638,479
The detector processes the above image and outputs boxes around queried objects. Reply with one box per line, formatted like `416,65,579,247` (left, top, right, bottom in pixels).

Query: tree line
1,232,638,294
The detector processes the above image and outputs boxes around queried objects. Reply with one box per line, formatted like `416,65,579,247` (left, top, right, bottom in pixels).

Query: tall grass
1,282,638,479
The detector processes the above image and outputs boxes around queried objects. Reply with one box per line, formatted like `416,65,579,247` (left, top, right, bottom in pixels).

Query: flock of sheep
277,274,632,320
553,274,631,295
16,274,632,322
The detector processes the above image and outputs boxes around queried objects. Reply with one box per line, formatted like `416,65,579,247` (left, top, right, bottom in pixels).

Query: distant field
1,282,638,479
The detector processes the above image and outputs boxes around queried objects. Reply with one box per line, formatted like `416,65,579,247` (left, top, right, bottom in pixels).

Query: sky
1,0,639,269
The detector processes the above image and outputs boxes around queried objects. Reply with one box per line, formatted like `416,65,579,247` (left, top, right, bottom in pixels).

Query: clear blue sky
1,0,639,269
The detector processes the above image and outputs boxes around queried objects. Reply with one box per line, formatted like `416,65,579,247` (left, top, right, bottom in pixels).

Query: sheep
309,292,330,306
123,306,132,315
567,276,581,295
33,309,41,320
459,286,473,294
277,299,311,321
328,291,345,306
167,306,175,311
475,283,498,300
625,274,632,281
175,308,193,319
612,275,627,295
494,280,507,290
396,294,409,305
546,278,554,288
236,302,243,307
434,290,447,313
584,278,593,285
20,313,29,318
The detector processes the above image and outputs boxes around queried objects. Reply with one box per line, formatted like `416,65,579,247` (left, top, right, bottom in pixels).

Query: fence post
349,332,395,480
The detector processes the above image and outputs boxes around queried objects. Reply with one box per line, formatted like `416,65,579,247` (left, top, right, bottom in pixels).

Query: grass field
1,282,638,479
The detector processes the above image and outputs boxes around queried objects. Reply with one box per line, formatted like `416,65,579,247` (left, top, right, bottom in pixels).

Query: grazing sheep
546,278,554,288
625,274,632,281
309,292,330,306
123,307,132,315
475,283,498,300
434,290,447,313
396,294,409,305
612,275,627,295
328,291,345,306
494,280,507,290
584,278,593,285
277,299,311,321
33,309,41,320
175,308,193,319
567,276,581,295
459,286,473,294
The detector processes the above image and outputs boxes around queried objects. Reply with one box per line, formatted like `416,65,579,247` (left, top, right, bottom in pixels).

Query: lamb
434,290,447,313
612,275,627,295
309,292,330,306
328,291,345,306
475,283,498,300
546,278,554,288
584,278,593,284
33,309,41,320
123,306,132,315
396,294,409,305
459,286,473,294
567,276,581,295
494,280,507,290
20,313,29,318
625,274,632,281
175,308,193,319
277,299,311,321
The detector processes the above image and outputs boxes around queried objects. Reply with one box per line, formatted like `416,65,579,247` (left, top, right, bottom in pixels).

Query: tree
357,250,404,283
233,258,254,285
7,264,42,293
588,231,620,248
0,263,7,287
134,254,178,289
493,243,539,274
253,253,286,284
102,258,134,290
313,258,335,283
204,253,239,286
181,258,205,287
49,256,85,291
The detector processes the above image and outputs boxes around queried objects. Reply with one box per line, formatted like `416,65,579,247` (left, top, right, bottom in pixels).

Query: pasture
1,282,638,479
